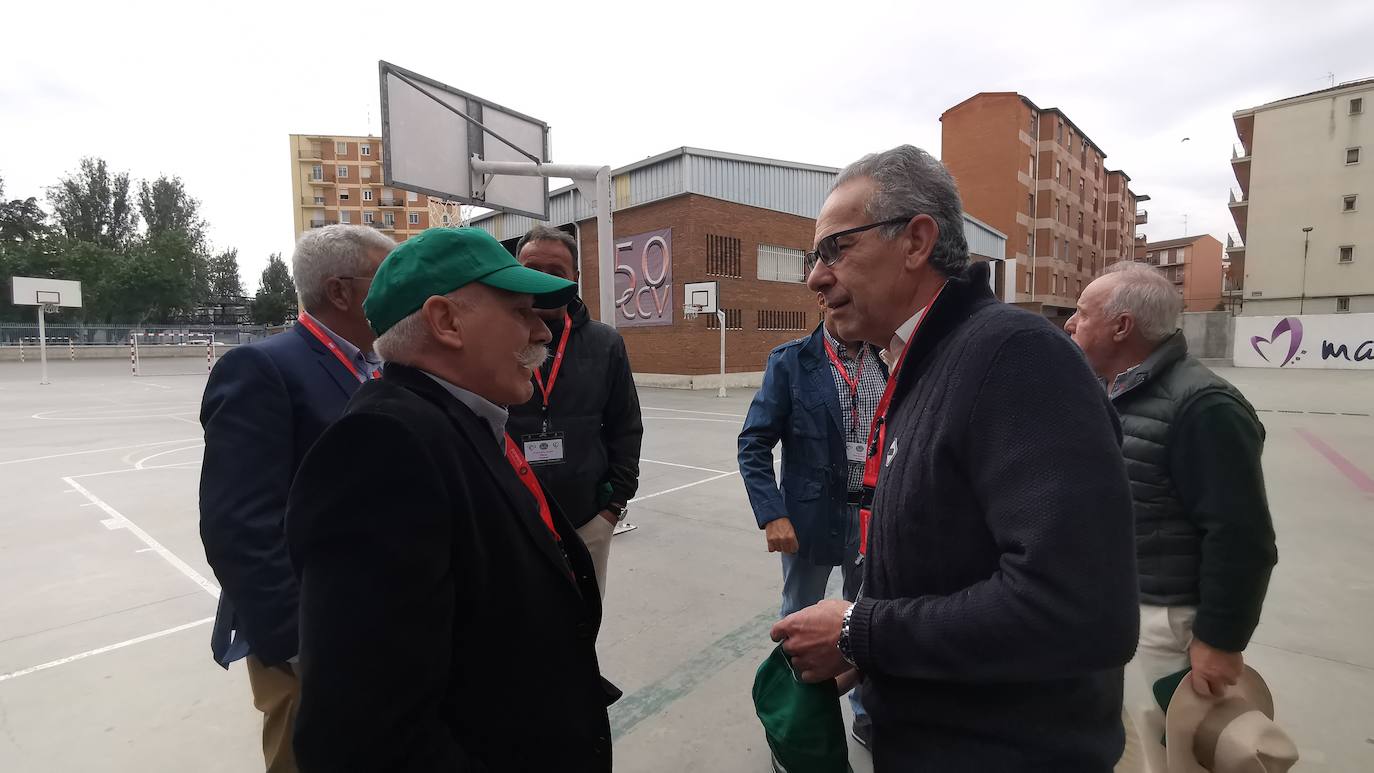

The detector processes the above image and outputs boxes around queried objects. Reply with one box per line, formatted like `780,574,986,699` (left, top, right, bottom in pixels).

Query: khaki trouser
576,514,616,599
1116,604,1197,773
245,655,301,773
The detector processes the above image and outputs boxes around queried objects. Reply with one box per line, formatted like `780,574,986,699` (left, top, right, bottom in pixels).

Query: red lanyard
859,286,945,557
532,313,572,426
823,336,867,436
297,313,378,382
503,434,560,542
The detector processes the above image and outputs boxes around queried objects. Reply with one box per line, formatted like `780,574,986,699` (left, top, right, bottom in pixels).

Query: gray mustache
517,344,549,369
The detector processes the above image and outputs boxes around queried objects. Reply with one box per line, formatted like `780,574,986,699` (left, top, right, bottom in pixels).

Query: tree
208,247,245,300
47,158,139,249
139,176,206,247
0,175,51,242
253,252,296,324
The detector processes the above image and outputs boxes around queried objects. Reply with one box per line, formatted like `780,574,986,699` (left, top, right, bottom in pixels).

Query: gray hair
834,145,970,275
515,224,579,272
292,224,396,311
1101,261,1183,343
372,288,472,363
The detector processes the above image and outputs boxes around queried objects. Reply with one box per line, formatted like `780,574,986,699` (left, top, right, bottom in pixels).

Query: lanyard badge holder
824,337,870,464
523,312,571,465
298,312,379,383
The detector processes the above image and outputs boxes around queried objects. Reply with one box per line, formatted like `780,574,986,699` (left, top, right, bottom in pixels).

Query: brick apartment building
941,92,1148,324
472,147,1006,381
288,133,436,242
1142,235,1226,312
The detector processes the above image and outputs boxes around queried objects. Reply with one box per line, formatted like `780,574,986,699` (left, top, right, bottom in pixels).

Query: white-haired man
1068,262,1277,772
199,224,395,772
286,228,618,771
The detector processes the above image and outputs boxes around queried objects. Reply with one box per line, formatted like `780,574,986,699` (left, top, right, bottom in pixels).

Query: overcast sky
4,0,1372,291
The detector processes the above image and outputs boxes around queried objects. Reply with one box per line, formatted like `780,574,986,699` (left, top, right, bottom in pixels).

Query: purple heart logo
1250,317,1304,367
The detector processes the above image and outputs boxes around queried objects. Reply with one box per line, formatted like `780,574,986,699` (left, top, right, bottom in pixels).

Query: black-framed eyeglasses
804,217,913,273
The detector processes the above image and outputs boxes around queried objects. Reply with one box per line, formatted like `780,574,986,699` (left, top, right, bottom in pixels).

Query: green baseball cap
364,227,577,335
753,644,852,773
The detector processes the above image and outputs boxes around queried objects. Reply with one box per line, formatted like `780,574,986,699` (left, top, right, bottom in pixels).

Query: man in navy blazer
198,224,395,773
738,298,888,748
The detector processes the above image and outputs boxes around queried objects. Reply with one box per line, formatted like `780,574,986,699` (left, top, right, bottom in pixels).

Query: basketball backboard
11,277,83,308
379,61,550,220
683,281,718,314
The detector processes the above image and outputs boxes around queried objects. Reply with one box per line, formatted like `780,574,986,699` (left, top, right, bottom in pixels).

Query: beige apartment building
1231,78,1374,315
288,134,435,242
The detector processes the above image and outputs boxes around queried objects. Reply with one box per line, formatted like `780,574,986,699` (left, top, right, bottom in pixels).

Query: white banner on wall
1233,313,1374,370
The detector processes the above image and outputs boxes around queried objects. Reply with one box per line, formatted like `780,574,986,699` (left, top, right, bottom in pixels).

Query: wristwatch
606,502,628,522
837,602,857,667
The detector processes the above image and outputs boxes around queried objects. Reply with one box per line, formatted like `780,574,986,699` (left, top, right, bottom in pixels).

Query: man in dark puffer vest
1068,261,1278,773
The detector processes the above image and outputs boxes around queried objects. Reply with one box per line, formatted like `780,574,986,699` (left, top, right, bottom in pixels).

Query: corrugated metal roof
471,146,1005,254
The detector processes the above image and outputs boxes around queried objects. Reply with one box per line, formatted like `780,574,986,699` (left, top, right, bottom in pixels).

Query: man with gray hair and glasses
199,224,394,772
1067,262,1277,773
771,145,1139,770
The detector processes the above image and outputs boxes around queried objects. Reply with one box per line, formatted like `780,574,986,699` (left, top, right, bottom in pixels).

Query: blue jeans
779,504,866,718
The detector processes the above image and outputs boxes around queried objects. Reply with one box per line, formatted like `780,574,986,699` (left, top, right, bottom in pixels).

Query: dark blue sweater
847,263,1140,771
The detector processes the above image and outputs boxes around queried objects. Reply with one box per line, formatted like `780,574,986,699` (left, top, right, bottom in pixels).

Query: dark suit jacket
737,325,887,566
198,322,365,667
286,364,618,772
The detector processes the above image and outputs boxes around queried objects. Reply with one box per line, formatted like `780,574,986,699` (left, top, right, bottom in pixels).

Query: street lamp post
1300,226,1313,314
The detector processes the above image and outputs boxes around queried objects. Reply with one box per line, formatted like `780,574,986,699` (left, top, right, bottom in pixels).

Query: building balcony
1233,112,1255,158
307,176,335,186
1228,189,1248,240
1226,233,1245,255
298,147,323,160
379,199,405,208
1231,144,1252,196
1135,209,1149,224
302,196,327,207
369,221,394,231
309,219,339,229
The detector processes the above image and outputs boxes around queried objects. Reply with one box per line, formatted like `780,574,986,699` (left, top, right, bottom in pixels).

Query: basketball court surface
1,358,1372,771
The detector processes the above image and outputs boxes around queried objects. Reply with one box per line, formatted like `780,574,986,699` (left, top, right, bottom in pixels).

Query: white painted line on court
642,405,746,419
0,438,202,467
643,417,740,424
134,443,204,470
61,477,221,599
167,414,201,426
69,461,202,480
631,471,739,504
0,617,214,684
641,458,733,475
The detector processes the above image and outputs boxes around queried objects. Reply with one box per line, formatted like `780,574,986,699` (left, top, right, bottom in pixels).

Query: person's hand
770,599,850,683
765,517,799,554
1188,638,1244,698
598,509,618,525
835,668,861,696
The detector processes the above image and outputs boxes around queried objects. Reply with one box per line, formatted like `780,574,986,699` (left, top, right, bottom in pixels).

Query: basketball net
428,198,472,228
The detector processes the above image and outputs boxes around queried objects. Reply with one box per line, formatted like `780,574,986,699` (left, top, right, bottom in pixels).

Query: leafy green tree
252,252,296,324
47,158,139,249
208,247,244,300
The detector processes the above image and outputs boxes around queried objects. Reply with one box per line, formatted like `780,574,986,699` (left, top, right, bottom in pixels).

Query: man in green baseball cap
287,228,620,771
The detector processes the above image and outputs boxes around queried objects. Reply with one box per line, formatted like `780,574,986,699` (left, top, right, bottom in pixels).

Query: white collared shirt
420,372,509,448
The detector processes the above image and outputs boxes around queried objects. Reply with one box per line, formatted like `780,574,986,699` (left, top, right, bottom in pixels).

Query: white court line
70,461,202,480
0,438,202,467
134,443,204,470
0,617,213,684
61,477,220,599
630,471,739,503
641,458,733,475
642,405,746,419
643,417,739,424
167,414,201,426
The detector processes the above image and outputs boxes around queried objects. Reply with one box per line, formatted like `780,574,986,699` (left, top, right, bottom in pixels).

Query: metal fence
0,323,280,347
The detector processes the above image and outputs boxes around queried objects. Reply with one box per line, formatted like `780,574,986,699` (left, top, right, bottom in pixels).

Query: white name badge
846,442,867,464
522,433,565,465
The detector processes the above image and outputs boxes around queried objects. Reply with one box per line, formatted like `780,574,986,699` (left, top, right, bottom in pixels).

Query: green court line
609,607,777,740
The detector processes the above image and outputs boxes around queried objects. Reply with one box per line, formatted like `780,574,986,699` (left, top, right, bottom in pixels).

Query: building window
1055,161,1061,180
361,144,371,156
1352,97,1365,115
364,212,374,224
1028,193,1034,215
336,141,348,155
311,165,323,181
1337,296,1351,313
1029,111,1037,136
1339,245,1354,263
1344,194,1358,212
407,191,419,202
408,212,420,225
1028,155,1035,177
337,166,348,178
339,189,350,201
707,234,743,278
757,243,804,283
1347,147,1361,165
1079,179,1085,198
362,189,373,201
340,211,351,224
757,310,808,331
1026,270,1032,291
705,308,743,330
384,212,395,225
361,167,373,180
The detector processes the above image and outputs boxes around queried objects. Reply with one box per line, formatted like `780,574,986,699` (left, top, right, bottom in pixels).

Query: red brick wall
572,194,821,375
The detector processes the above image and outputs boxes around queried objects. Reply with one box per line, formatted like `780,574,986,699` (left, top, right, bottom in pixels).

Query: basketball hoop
428,198,468,228
41,303,58,315
683,304,703,320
